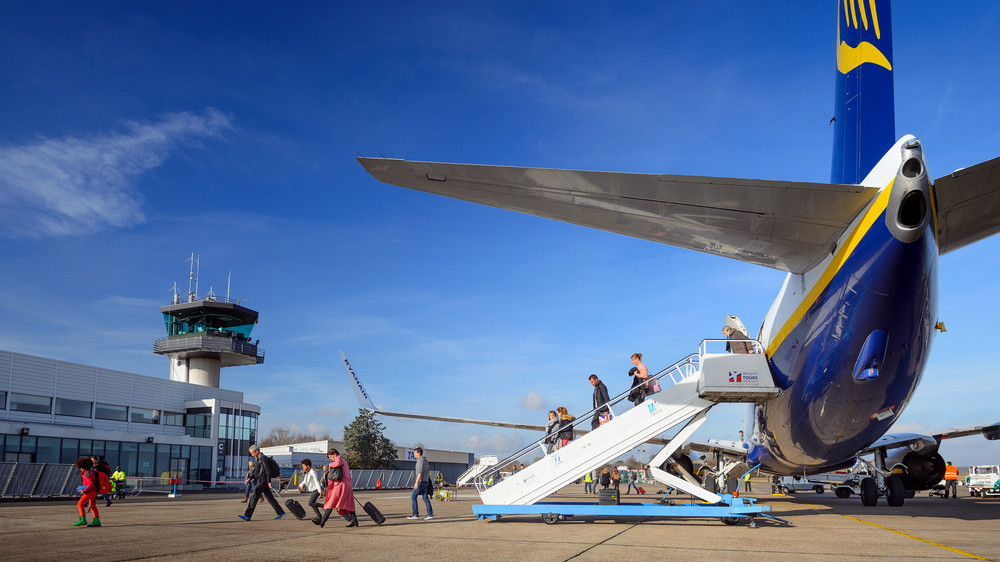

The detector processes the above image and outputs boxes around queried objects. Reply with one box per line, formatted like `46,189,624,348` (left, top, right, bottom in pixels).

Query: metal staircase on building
474,340,780,506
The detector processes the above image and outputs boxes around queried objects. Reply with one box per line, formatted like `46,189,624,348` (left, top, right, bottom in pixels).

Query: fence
0,462,80,498
1,463,438,498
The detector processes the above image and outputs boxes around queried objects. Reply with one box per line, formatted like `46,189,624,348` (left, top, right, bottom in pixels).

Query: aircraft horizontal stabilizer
861,421,1000,455
934,155,1000,254
357,158,878,274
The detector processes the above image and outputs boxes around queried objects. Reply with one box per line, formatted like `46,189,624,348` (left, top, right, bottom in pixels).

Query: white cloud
519,391,547,410
306,422,329,436
0,109,231,238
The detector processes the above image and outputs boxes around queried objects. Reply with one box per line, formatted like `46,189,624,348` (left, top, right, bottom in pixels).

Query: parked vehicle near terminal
776,476,824,494
967,465,1000,497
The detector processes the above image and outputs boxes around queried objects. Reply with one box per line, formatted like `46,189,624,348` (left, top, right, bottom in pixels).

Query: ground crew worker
583,472,593,494
943,461,959,498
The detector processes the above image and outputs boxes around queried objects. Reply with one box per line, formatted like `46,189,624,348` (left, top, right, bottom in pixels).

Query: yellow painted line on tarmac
841,515,989,560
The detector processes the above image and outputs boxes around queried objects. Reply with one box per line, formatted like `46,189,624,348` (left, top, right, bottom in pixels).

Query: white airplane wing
357,157,879,274
861,421,1000,455
933,155,1000,254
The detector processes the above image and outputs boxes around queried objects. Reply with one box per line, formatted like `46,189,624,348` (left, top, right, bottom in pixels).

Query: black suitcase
355,498,386,526
598,488,620,505
285,498,307,520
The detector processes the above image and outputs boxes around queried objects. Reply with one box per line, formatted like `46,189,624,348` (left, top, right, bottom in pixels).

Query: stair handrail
472,350,702,492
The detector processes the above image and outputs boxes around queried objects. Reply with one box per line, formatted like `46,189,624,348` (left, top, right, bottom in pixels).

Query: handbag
329,466,343,482
645,378,661,395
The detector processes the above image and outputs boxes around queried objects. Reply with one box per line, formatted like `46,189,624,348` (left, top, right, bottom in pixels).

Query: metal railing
472,350,703,493
153,333,265,362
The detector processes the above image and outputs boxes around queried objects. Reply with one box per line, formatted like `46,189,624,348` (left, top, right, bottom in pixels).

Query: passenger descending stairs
475,342,779,506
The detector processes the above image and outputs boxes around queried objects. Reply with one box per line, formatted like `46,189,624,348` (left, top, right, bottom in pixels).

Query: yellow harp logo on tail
837,0,891,74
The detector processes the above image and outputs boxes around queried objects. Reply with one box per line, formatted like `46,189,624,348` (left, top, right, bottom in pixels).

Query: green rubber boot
87,517,101,527
73,516,88,526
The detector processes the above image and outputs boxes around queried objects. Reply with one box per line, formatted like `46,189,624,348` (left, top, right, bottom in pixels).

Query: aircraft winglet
340,350,379,411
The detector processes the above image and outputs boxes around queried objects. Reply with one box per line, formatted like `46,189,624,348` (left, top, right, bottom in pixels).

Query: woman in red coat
317,448,358,528
74,457,101,527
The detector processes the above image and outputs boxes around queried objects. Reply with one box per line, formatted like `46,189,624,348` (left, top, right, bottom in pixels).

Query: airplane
353,0,1000,506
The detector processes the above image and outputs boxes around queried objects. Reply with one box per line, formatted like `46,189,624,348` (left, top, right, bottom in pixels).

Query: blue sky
2,2,999,467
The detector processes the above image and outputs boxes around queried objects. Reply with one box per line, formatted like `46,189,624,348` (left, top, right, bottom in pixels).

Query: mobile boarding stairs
471,339,789,527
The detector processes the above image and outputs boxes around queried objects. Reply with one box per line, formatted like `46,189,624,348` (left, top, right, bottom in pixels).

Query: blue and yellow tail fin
831,0,895,185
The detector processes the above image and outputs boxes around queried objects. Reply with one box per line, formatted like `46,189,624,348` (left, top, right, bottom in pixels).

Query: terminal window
131,407,161,424
10,393,51,414
95,403,128,421
56,398,93,418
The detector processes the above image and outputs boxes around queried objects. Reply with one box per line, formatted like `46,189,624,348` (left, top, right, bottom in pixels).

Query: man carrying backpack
239,444,286,522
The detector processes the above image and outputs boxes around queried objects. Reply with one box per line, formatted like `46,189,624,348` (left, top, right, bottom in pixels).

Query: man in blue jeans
406,447,434,520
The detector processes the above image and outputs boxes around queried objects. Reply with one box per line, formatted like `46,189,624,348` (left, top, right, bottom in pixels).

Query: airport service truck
967,465,1000,497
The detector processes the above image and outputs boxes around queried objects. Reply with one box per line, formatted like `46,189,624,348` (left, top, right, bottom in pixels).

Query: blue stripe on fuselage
755,210,938,474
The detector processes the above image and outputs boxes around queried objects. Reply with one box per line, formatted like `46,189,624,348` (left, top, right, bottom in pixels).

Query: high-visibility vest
944,465,959,480
584,473,592,483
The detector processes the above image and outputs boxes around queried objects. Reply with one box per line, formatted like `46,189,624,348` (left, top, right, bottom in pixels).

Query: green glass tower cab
153,257,264,388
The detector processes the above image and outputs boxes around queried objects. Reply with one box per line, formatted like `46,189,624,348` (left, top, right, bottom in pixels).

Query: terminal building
1,263,474,491
0,263,264,487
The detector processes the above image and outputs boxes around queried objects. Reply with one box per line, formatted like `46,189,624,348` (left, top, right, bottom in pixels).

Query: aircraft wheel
860,477,878,506
835,487,851,498
720,516,742,526
885,475,905,506
904,490,915,498
541,513,559,525
814,485,824,494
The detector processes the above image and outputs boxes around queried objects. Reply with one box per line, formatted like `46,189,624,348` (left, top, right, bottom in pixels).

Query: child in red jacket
74,457,101,527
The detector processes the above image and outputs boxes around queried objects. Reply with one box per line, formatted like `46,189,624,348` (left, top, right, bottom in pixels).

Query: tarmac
1,483,998,561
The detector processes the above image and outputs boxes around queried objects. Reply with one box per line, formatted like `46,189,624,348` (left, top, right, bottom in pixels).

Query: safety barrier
0,462,79,498
0,463,439,497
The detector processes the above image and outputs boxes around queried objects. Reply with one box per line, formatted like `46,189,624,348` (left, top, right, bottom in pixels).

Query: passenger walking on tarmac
943,461,959,498
583,472,593,494
298,458,324,522
589,374,611,429
242,460,254,503
544,410,560,453
240,444,286,522
90,456,113,507
73,457,102,527
612,468,621,491
407,447,434,520
600,467,611,490
626,469,640,494
319,448,358,527
630,353,650,391
722,315,754,354
556,407,575,450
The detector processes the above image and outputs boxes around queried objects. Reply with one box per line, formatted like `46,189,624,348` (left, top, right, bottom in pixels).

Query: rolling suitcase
285,498,307,520
637,486,646,495
355,498,386,526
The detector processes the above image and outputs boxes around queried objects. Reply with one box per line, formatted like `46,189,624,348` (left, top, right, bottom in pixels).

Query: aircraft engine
886,450,946,489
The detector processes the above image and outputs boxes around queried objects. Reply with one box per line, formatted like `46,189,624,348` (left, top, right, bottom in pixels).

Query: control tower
153,255,264,388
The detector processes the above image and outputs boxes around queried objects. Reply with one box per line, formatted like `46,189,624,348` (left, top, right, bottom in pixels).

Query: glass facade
186,408,212,438
217,407,257,481
1,434,213,485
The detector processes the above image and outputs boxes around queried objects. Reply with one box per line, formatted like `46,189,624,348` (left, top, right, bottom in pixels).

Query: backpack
262,454,281,480
98,470,112,494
